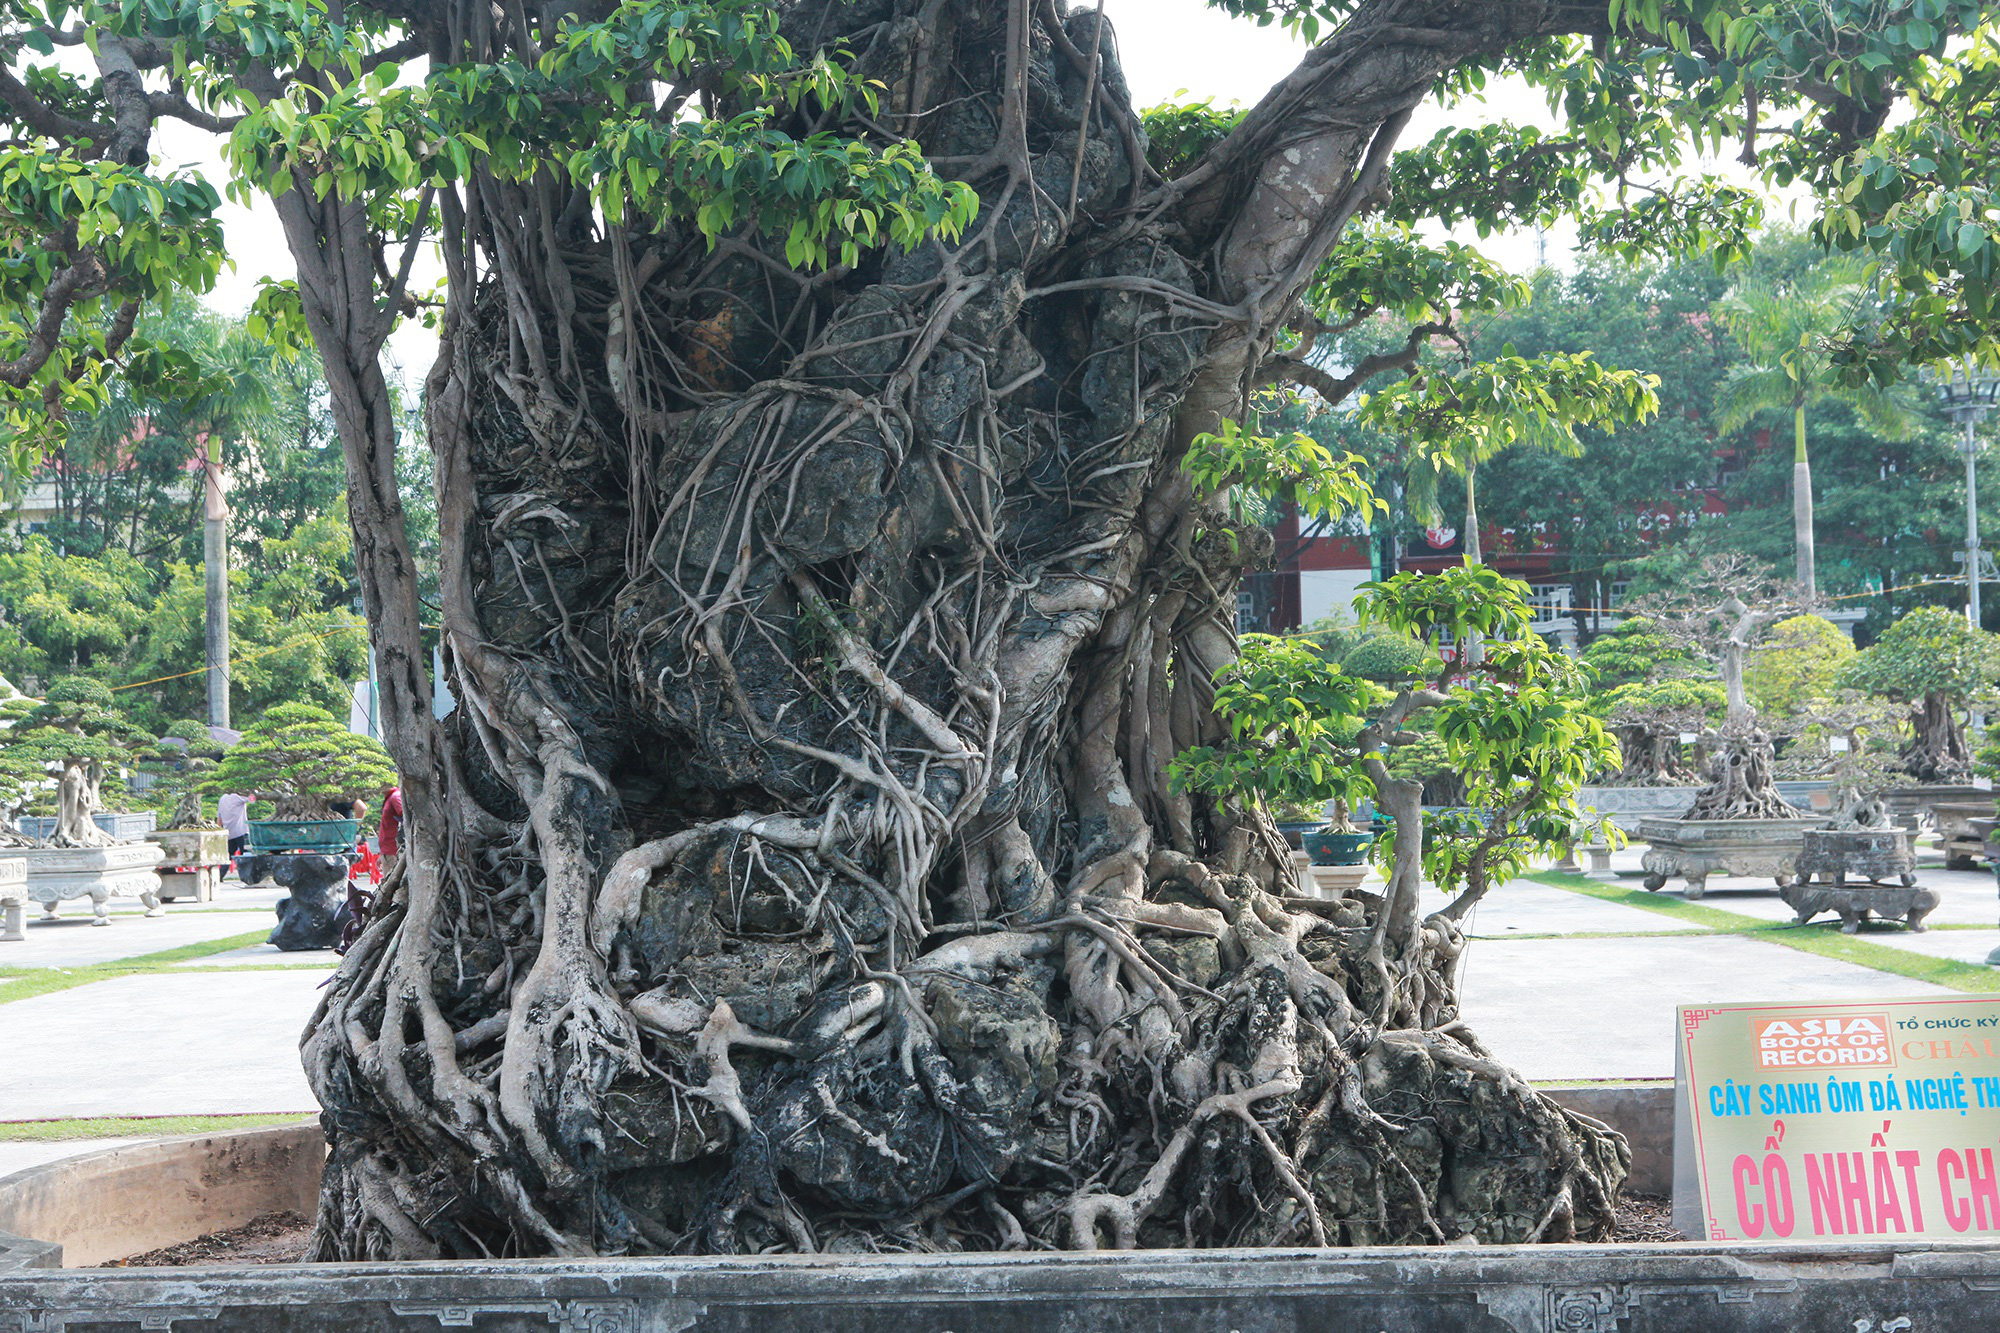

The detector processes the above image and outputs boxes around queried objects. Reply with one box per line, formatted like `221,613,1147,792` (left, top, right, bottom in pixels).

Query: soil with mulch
99,1211,314,1267
1610,1194,1684,1243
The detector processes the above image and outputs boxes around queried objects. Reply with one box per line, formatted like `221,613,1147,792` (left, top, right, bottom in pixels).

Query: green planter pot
247,818,359,854
1303,829,1373,866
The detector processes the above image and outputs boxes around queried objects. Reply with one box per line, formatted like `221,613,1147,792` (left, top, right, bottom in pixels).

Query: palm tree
1713,265,1915,600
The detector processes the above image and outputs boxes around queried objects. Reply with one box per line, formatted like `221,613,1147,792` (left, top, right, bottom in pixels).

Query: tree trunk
1904,692,1970,781
296,0,1626,1259
1463,459,1481,564
1793,401,1816,599
203,478,230,731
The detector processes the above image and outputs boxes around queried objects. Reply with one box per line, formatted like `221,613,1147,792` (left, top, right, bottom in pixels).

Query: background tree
1837,605,2000,780
6,677,151,845
1359,351,1658,566
5,0,1998,1264
1741,613,1854,717
202,702,394,821
0,537,151,678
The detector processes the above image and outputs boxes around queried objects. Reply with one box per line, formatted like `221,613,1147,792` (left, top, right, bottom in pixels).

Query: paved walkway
1,835,1995,1173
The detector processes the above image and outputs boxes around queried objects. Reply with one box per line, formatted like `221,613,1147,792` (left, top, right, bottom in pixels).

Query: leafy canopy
1742,613,1855,715
202,701,394,805
0,0,978,460
1838,605,2000,704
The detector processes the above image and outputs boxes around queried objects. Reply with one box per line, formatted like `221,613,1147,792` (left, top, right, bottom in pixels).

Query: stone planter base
21,843,165,925
1575,785,1695,836
1780,878,1940,932
1637,817,1824,900
8,1242,2000,1329
0,856,25,943
236,852,353,950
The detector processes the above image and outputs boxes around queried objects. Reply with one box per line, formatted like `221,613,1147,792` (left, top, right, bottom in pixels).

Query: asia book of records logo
1751,1012,1895,1071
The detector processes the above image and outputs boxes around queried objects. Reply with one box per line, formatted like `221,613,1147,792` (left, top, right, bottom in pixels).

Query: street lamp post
1936,358,2000,627
1934,358,2000,967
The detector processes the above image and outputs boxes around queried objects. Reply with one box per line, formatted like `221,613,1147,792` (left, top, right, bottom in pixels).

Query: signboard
1675,997,2000,1242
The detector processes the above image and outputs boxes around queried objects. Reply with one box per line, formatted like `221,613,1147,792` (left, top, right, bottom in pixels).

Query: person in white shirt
219,791,255,859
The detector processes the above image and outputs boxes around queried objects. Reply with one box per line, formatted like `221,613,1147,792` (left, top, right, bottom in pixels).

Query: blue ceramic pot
1303,828,1373,866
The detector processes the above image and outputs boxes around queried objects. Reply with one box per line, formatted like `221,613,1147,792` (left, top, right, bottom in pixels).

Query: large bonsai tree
1838,606,2000,782
5,678,152,846
202,703,395,821
6,0,1998,1263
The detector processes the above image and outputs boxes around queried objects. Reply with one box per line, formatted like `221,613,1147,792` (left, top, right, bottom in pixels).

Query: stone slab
1458,934,1954,1081
0,973,322,1117
6,1243,2000,1330
1457,878,1705,937
0,911,269,969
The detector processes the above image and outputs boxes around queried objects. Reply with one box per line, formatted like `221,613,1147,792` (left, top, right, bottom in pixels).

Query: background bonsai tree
0,696,47,842
1837,606,2000,783
1626,555,1814,818
143,720,228,830
203,704,395,822
1580,617,1720,785
5,679,153,847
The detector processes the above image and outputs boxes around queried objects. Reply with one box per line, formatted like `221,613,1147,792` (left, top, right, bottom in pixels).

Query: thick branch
1259,320,1445,406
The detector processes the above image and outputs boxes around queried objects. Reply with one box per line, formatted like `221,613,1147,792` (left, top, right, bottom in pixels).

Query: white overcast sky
152,1,1774,377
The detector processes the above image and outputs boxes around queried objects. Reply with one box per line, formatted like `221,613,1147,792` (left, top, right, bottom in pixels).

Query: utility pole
199,447,230,730
1936,357,2000,630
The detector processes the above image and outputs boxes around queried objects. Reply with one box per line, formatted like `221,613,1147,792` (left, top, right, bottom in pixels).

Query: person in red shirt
378,784,403,876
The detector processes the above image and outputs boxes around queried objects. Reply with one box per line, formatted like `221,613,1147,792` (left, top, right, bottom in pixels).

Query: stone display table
22,843,165,925
0,857,25,942
1781,878,1939,932
1637,816,1824,899
1880,783,1988,834
1932,800,1997,869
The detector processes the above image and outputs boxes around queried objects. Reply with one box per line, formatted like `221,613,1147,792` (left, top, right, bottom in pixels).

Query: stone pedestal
1780,878,1939,932
22,843,165,926
1782,828,1934,932
1309,863,1371,896
237,852,353,951
1637,817,1824,899
0,857,25,942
